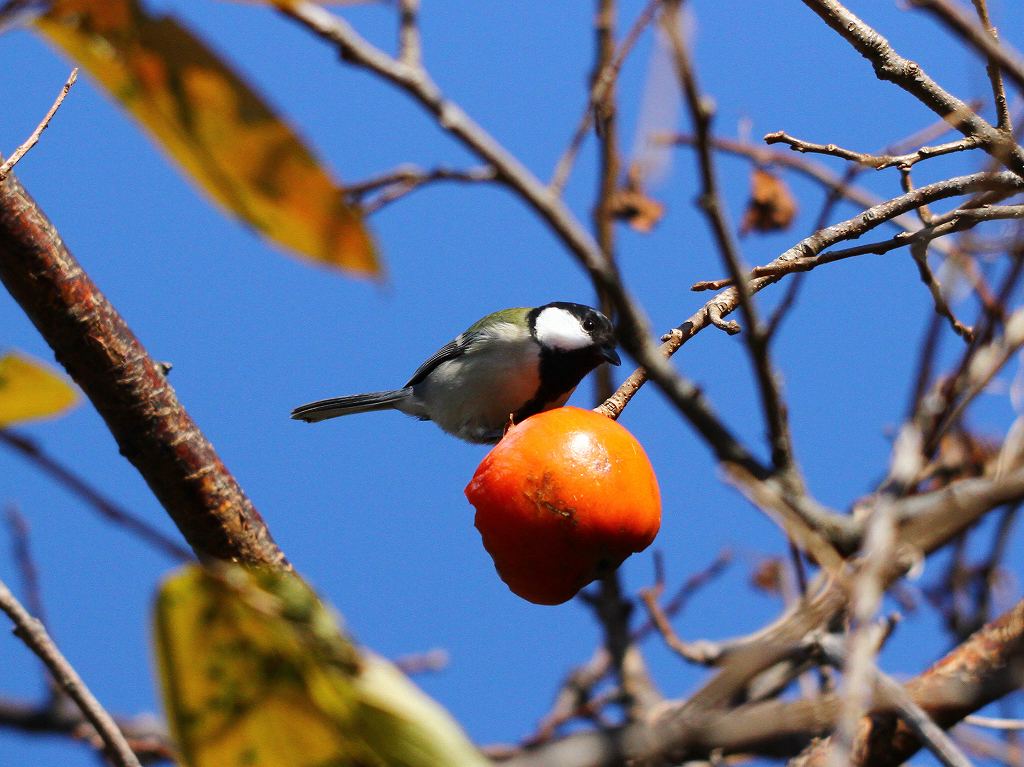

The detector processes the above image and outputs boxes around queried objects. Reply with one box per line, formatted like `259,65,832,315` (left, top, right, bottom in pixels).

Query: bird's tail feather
291,388,412,423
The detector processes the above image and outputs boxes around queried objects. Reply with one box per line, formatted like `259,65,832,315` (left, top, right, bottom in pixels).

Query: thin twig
590,0,620,409
639,585,724,665
920,307,1024,452
765,129,980,170
664,1,799,483
353,165,498,214
0,696,174,762
397,0,421,68
667,132,959,258
911,240,975,341
971,0,1012,132
0,430,192,562
0,577,142,767
4,506,47,628
691,176,1024,290
549,0,663,195
799,0,1024,178
966,716,1024,731
392,648,449,675
344,164,496,198
910,0,1024,100
0,68,77,182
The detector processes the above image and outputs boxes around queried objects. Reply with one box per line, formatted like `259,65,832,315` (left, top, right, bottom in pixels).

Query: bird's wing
403,330,485,388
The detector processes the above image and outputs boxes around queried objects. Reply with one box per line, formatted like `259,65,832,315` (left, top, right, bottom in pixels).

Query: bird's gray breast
412,322,541,442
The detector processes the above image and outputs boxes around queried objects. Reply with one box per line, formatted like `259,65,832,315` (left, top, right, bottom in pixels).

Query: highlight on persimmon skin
465,406,661,605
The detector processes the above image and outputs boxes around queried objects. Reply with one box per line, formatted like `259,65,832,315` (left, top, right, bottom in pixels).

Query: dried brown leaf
608,165,665,233
740,168,797,235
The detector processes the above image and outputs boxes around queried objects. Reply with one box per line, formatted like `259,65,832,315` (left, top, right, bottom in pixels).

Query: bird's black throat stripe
512,346,604,424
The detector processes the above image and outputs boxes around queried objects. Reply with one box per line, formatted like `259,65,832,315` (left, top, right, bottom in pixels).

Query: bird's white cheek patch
535,307,591,351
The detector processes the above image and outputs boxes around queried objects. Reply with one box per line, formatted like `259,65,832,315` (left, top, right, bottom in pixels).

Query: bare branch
0,68,77,182
972,0,1012,131
765,129,981,170
0,173,285,567
691,173,1024,290
816,633,976,767
501,598,1024,767
964,715,1024,731
639,585,725,665
911,0,1024,106
799,0,1024,177
0,430,192,561
397,0,421,68
348,165,498,214
664,1,799,483
829,428,918,767
911,240,975,341
0,577,142,767
549,0,663,194
668,132,961,257
0,696,173,763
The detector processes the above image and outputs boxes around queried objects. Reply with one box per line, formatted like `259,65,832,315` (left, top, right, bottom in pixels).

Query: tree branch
0,430,192,561
499,598,1024,766
0,172,285,567
910,0,1024,101
764,129,981,170
799,0,1024,178
0,68,77,182
0,577,142,767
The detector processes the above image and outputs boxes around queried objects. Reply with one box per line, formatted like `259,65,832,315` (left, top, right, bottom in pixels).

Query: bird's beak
600,345,621,366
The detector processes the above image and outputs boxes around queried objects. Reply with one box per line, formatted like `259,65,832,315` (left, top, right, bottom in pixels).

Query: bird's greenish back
465,307,530,334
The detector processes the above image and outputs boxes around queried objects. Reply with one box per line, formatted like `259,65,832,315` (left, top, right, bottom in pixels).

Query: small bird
291,302,621,444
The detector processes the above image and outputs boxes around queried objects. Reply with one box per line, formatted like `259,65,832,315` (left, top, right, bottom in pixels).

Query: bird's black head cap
528,302,620,365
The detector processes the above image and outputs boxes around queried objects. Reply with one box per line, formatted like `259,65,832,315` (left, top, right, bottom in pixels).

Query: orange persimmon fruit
465,406,661,605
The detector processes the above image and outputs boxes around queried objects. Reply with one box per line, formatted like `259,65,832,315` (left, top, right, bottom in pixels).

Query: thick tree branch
0,172,285,567
790,599,1024,767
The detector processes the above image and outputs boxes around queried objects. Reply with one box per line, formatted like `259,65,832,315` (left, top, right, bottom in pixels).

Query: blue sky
2,1,1023,764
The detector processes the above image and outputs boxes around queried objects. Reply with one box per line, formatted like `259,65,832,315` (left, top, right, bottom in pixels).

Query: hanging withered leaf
739,168,797,236
0,350,79,429
34,0,379,277
749,557,784,595
608,164,665,234
154,564,489,767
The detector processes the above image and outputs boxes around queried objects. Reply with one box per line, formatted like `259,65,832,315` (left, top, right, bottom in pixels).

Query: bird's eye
583,317,596,332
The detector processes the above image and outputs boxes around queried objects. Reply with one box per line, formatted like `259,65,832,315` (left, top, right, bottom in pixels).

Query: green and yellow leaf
35,0,379,276
155,564,488,767
0,351,79,428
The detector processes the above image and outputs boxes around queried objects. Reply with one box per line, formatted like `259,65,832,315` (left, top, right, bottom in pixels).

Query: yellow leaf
35,0,379,277
0,351,79,428
154,564,489,767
